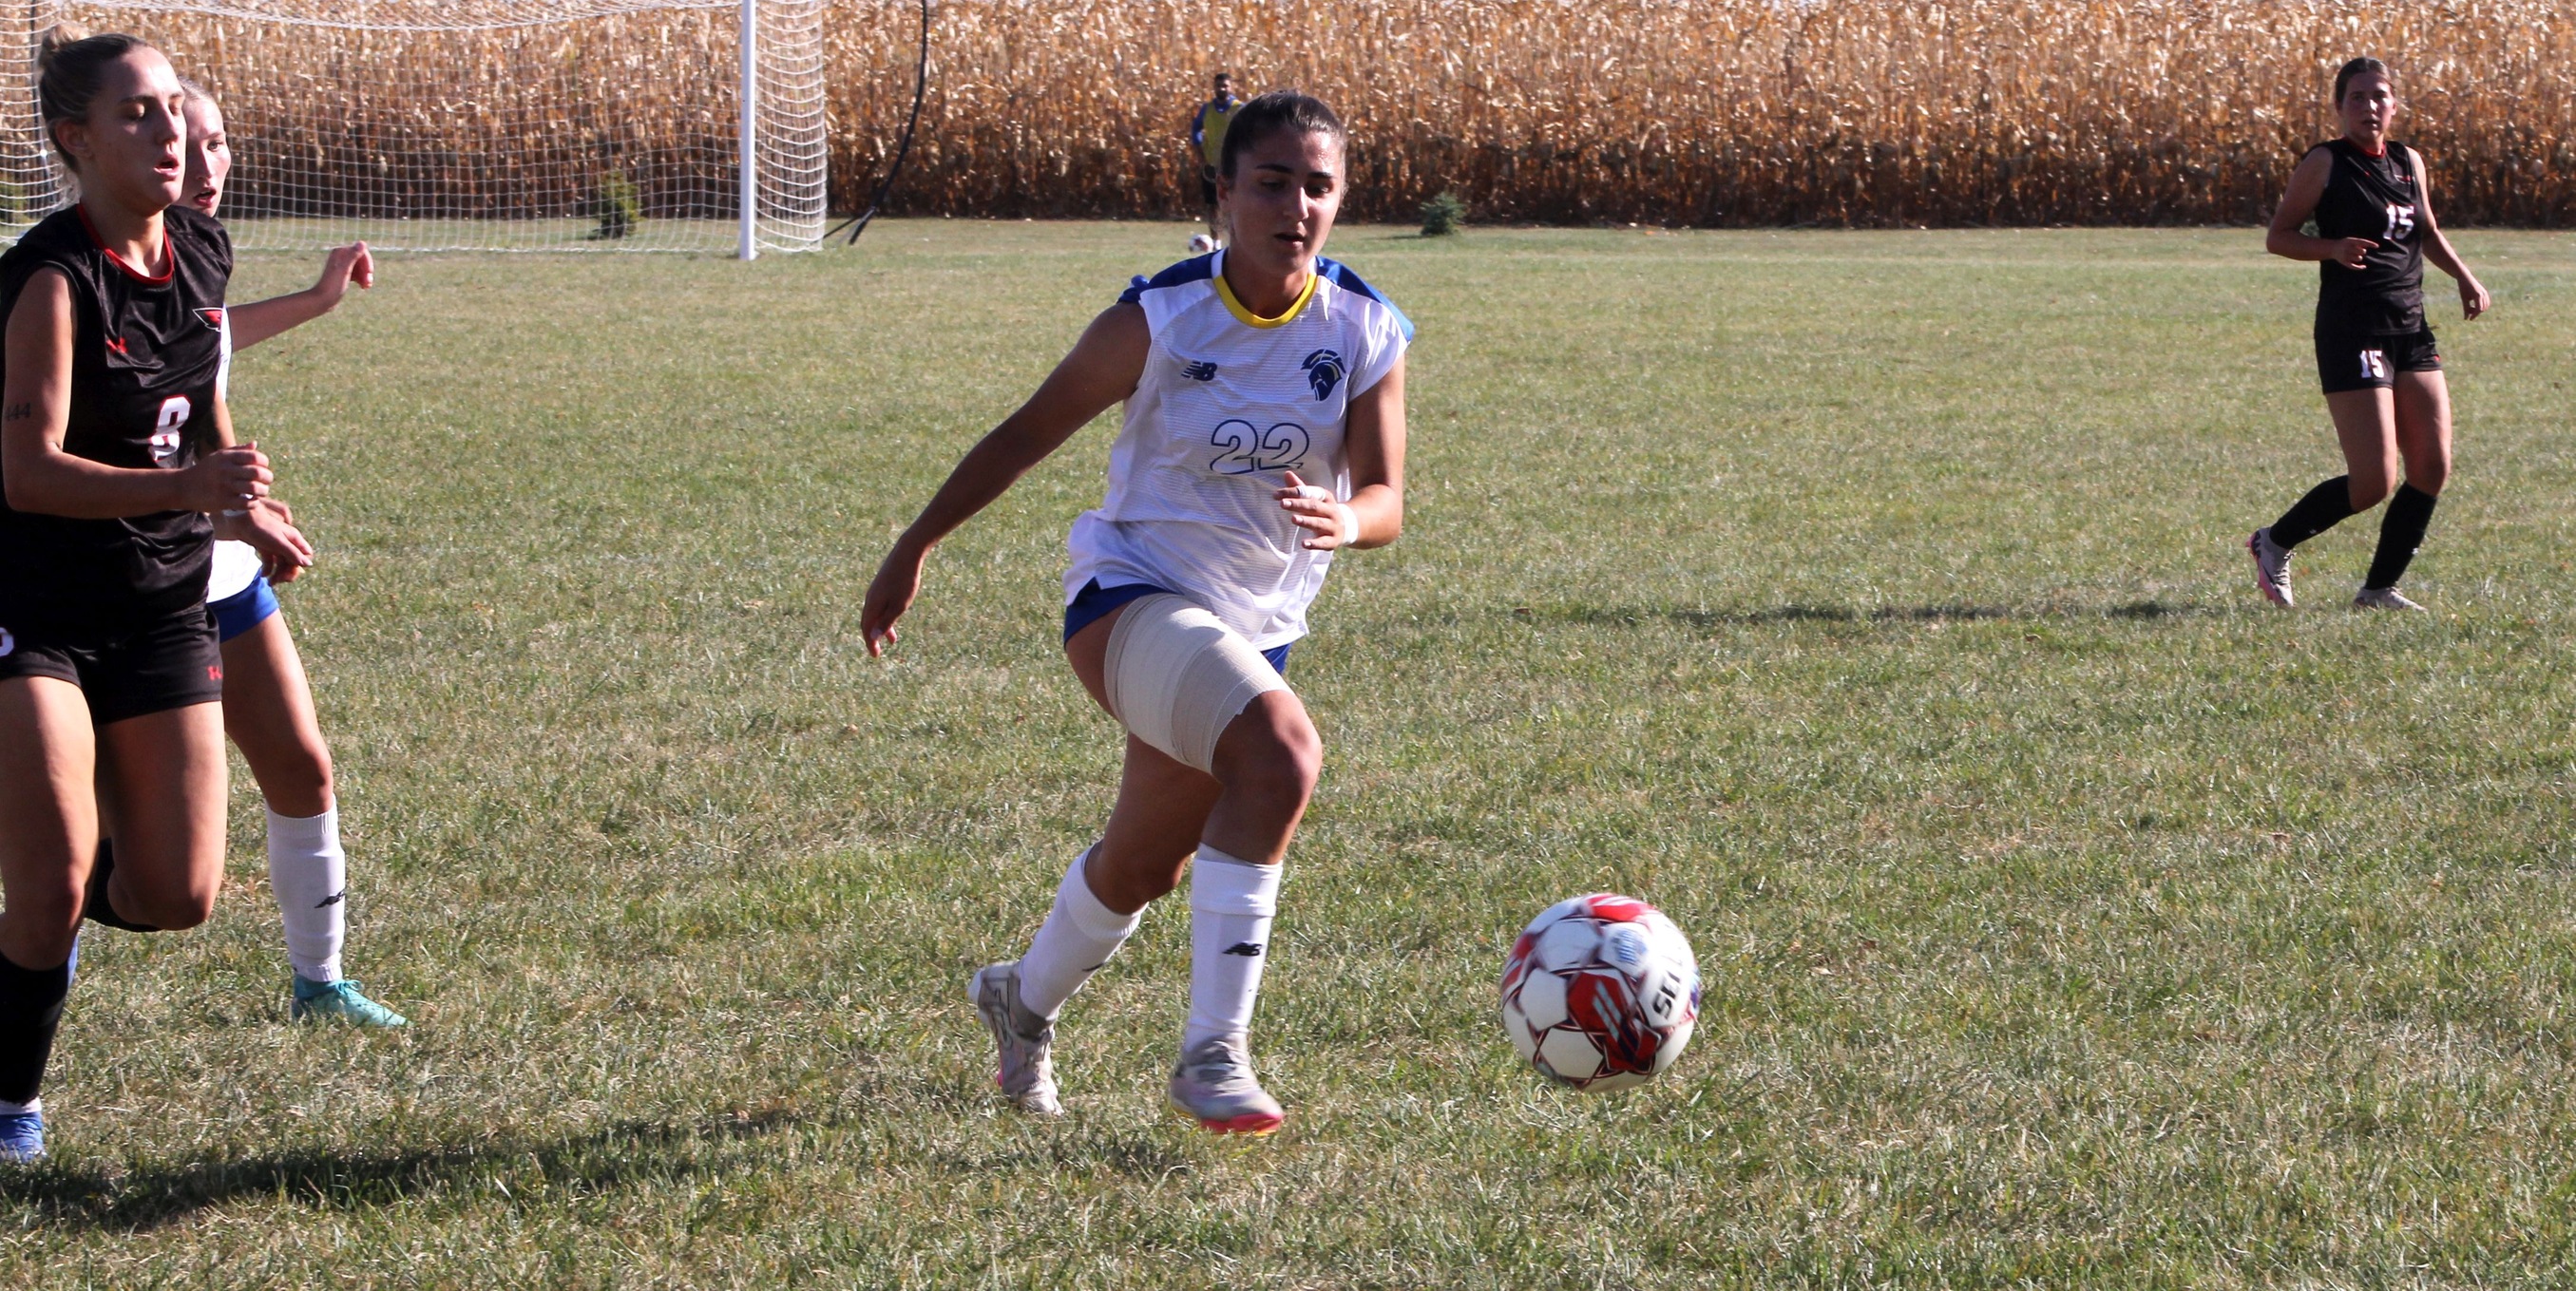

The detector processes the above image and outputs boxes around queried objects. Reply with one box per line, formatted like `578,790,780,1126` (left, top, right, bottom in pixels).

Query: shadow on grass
0,1109,798,1233
1532,598,2208,628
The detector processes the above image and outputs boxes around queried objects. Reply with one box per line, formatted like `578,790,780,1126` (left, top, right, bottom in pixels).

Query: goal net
0,0,829,255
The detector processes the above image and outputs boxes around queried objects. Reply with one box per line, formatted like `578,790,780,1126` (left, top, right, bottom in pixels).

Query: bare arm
1,267,269,519
1278,352,1405,550
2266,148,2376,269
2407,147,2490,320
227,242,372,351
858,301,1151,655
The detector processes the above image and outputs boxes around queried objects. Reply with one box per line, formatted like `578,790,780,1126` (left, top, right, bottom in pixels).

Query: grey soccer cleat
1168,1035,1285,1135
968,961,1062,1118
2353,585,2427,612
2248,528,2295,607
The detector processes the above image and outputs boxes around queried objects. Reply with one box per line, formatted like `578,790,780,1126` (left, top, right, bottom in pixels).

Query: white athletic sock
1185,845,1281,1052
0,1097,36,1116
267,807,347,984
1015,846,1142,1021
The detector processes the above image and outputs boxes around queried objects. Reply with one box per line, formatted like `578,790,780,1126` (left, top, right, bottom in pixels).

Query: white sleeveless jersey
205,308,262,601
1066,252,1412,649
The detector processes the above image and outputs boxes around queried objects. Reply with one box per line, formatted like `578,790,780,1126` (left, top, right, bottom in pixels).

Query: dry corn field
36,1,2576,229
832,0,2576,226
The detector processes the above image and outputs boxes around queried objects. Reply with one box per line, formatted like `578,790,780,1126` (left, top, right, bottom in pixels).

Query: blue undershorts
1062,579,1291,675
210,571,279,644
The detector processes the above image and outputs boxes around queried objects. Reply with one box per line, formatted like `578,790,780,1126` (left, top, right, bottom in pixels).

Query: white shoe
2353,586,2427,612
2247,528,2294,607
1168,1035,1284,1135
968,962,1062,1117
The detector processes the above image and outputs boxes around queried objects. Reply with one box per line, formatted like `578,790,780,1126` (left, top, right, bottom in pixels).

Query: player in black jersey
0,29,312,1162
2248,57,2490,611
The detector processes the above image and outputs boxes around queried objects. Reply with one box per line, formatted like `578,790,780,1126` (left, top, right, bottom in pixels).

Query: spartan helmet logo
0,627,12,657
1301,348,1345,401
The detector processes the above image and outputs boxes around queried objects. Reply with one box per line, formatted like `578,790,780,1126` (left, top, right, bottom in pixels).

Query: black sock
0,950,72,1106
2364,484,2439,590
2268,475,2359,549
82,840,162,934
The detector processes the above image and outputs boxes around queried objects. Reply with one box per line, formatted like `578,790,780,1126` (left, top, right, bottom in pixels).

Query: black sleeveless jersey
2310,138,2425,334
0,204,231,636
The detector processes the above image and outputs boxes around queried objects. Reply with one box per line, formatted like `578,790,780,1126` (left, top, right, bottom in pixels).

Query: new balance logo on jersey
1222,941,1264,958
1179,359,1219,381
196,307,225,330
1301,349,1345,400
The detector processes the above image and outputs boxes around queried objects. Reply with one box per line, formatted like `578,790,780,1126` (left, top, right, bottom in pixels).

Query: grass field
5,219,2575,1287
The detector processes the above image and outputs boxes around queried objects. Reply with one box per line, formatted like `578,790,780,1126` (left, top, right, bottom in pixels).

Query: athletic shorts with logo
2316,327,2440,394
0,603,221,725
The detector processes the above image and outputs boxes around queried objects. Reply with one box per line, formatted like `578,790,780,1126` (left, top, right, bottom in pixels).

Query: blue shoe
291,976,409,1027
0,1109,44,1162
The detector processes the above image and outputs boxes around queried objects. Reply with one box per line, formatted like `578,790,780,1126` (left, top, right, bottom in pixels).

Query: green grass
7,219,2576,1287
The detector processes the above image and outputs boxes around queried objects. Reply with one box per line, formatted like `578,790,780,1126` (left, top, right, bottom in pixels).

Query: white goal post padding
0,0,828,254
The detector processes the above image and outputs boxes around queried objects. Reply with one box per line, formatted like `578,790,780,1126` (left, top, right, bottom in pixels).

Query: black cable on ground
827,0,930,246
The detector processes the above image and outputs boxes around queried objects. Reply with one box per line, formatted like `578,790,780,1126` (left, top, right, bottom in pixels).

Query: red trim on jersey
73,203,176,285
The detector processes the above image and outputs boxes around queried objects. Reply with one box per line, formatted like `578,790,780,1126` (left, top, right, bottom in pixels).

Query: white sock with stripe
268,807,347,984
1185,845,1280,1052
1015,846,1142,1021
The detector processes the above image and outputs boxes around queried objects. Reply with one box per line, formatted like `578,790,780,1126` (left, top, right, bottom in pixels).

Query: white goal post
0,0,829,256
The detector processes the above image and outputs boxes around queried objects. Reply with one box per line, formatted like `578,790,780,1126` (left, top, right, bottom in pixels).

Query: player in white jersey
862,92,1410,1134
179,81,405,1026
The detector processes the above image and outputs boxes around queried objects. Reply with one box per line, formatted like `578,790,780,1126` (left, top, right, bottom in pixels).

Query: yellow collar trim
1214,265,1318,329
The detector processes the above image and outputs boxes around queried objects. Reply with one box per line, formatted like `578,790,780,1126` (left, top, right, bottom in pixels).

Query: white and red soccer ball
1499,893,1701,1092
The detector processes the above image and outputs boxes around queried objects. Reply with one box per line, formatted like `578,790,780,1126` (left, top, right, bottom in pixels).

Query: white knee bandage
1101,595,1287,773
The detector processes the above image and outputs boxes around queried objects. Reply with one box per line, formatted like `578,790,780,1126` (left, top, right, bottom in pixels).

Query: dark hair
2334,56,2390,104
38,26,155,170
1217,91,1345,180
1212,71,1231,85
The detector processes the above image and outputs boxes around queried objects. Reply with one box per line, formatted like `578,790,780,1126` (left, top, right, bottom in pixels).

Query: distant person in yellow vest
1188,72,1242,250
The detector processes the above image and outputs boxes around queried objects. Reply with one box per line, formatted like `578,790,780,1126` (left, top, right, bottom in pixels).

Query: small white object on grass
1189,234,1215,254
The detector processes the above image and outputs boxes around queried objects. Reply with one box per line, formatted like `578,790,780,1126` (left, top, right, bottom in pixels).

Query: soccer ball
1189,233,1216,254
1498,893,1700,1092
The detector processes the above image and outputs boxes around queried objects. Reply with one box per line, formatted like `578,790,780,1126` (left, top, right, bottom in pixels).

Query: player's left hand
2460,275,2490,320
1277,470,1359,551
313,241,373,308
217,497,315,585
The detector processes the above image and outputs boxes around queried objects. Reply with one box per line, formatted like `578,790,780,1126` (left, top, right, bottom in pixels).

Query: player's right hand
860,542,925,657
216,497,315,585
2333,237,2377,270
184,442,271,513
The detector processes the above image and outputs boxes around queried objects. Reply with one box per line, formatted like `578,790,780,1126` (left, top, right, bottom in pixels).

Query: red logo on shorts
207,665,222,681
106,335,128,356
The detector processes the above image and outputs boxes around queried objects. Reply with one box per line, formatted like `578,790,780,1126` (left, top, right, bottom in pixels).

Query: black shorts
1199,169,1218,208
0,604,222,725
2317,327,2441,394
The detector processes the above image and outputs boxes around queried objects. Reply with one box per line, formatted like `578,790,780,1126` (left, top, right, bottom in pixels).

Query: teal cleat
291,977,409,1027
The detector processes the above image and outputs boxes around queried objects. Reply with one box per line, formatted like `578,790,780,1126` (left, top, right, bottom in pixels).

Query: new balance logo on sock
1222,942,1264,958
316,891,345,909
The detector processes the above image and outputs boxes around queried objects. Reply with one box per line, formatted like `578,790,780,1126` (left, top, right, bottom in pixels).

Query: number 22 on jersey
1209,418,1309,475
